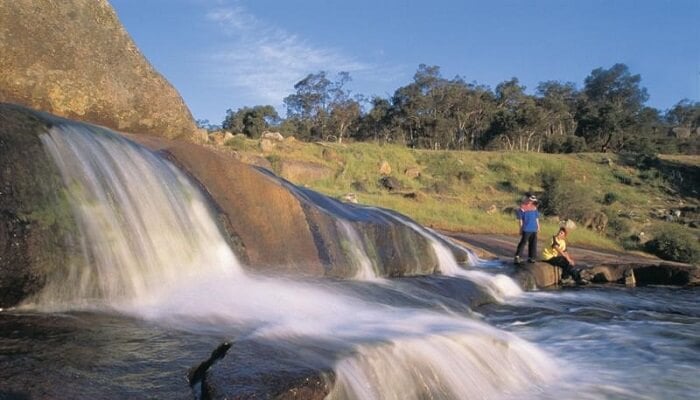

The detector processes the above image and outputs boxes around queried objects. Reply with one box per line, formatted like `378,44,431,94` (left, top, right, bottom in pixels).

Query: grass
215,135,699,255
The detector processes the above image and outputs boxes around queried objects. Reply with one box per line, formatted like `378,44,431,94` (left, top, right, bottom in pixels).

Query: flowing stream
0,122,697,399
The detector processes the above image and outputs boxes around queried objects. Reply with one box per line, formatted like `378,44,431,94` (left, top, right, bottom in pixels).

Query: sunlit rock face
130,134,446,278
0,0,196,139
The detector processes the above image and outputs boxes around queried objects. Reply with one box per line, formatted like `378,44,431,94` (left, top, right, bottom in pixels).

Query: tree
196,119,220,132
222,105,280,138
283,71,357,141
666,99,700,129
443,79,495,150
327,73,362,143
537,81,579,138
576,64,649,152
283,71,332,139
357,97,395,143
486,78,547,151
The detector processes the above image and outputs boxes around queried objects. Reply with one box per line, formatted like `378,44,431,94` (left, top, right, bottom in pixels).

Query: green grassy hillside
221,135,700,261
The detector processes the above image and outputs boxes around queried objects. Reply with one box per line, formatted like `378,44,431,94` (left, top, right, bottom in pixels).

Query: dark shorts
545,256,574,276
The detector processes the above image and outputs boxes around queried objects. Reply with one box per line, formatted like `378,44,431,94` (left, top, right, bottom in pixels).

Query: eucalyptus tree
222,105,280,138
537,81,579,138
576,64,649,152
487,78,547,151
357,96,396,143
283,71,332,139
283,71,357,141
391,64,444,147
666,99,700,130
327,73,363,143
441,79,495,150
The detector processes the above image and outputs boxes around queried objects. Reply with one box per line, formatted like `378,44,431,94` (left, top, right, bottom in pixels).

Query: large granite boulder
0,0,196,139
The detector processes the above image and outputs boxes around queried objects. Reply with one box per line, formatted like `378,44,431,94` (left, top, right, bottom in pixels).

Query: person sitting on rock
541,227,577,280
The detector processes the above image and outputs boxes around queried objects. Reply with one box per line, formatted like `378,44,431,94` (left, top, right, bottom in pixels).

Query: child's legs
515,233,528,257
527,232,538,259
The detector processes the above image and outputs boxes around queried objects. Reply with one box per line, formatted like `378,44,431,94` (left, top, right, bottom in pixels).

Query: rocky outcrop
0,105,448,304
0,0,196,139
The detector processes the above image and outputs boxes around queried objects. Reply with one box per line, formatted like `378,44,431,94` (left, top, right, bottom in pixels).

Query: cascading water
31,121,561,399
336,220,380,280
35,123,239,308
371,208,522,301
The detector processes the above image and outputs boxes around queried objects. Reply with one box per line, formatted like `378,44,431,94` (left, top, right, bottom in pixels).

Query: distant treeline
201,63,699,154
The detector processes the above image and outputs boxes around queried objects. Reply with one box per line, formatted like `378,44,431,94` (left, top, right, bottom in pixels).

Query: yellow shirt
542,236,566,260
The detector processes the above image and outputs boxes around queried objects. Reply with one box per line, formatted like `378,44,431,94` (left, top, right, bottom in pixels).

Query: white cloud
203,4,373,110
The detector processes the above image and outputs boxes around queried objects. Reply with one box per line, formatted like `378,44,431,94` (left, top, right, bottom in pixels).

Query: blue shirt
517,208,540,232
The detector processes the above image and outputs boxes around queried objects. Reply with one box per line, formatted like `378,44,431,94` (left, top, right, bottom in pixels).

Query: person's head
557,227,567,237
528,194,538,206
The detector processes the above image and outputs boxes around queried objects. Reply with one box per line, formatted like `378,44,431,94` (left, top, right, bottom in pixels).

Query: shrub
644,225,700,264
487,161,513,174
419,153,475,184
456,170,474,184
603,192,618,205
543,135,586,154
613,171,634,185
224,135,251,151
621,236,642,251
606,215,630,239
537,166,596,221
265,154,282,172
497,180,517,192
619,150,659,170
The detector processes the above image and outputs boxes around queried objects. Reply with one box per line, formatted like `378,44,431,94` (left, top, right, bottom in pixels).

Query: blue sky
110,0,699,125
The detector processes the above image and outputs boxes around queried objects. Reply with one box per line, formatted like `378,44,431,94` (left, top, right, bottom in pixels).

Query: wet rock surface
0,311,218,399
0,104,77,307
198,340,334,400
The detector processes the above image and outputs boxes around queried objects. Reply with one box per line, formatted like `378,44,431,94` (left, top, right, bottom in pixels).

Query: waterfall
336,220,380,280
371,208,522,301
35,123,240,308
33,120,558,399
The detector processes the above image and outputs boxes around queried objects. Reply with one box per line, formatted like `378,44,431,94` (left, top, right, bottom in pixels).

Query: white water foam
118,271,560,400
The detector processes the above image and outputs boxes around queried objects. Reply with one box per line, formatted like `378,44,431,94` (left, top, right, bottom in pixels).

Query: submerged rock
197,340,334,400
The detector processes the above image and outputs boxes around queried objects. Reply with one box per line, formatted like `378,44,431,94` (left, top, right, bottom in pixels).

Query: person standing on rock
541,227,577,279
514,194,540,264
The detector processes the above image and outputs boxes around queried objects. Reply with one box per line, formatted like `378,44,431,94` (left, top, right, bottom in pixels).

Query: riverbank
447,232,700,288
213,134,700,263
